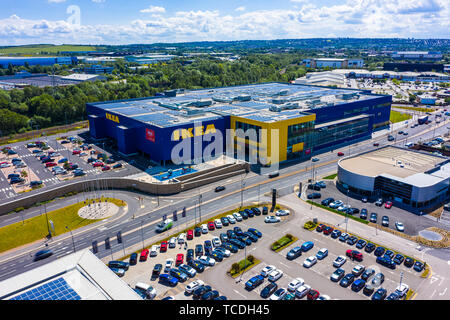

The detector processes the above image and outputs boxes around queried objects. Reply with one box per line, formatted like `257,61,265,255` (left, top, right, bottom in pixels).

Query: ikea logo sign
106,113,119,123
172,124,216,141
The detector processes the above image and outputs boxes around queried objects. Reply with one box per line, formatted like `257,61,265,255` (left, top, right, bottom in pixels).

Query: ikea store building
86,83,391,165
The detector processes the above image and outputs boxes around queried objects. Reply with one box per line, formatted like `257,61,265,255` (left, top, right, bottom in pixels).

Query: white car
178,264,196,277
318,295,331,300
264,216,281,223
352,265,365,276
303,256,318,268
333,255,347,268
233,212,243,221
295,284,311,299
199,255,215,266
164,258,174,272
212,236,221,247
287,278,304,292
269,288,287,300
275,209,290,216
178,233,186,244
395,283,409,298
395,221,405,232
185,280,205,294
337,205,350,212
260,265,276,277
150,245,158,257
215,247,230,257
169,237,177,248
214,219,223,229
226,215,236,224
201,224,208,234
268,269,283,282
329,200,343,208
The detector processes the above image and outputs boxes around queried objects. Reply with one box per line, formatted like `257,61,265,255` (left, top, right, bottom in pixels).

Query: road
0,111,449,283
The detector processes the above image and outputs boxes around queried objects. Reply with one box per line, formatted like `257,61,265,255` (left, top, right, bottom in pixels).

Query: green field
0,44,100,55
390,110,412,123
393,105,436,113
0,197,124,253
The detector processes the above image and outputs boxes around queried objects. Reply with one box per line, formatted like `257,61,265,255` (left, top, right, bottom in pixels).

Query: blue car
248,228,262,238
34,249,53,261
245,275,264,290
301,241,314,252
159,273,178,287
351,279,366,292
58,158,68,163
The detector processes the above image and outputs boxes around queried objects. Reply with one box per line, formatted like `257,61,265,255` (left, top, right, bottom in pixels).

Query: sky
1,0,449,45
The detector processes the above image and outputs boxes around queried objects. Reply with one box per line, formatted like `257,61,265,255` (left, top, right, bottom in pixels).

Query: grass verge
229,255,261,278
0,197,124,253
271,234,298,252
322,173,337,180
390,110,412,123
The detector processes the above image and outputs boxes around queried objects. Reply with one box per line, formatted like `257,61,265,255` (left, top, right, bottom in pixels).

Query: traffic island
228,255,261,278
271,234,298,252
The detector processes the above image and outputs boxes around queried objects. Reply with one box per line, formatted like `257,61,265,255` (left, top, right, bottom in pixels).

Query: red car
337,152,344,156
72,149,81,155
102,165,111,171
93,161,103,167
187,229,193,240
384,201,393,209
323,226,334,235
316,224,325,232
207,221,215,231
346,249,363,262
139,249,149,261
45,162,57,167
160,241,168,252
307,289,320,300
373,143,379,147
175,254,184,266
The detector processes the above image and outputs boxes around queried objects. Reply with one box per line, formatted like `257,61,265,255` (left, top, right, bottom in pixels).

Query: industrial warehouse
337,146,450,213
87,82,392,165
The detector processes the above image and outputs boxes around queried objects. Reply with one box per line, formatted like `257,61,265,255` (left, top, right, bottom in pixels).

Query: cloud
2,1,449,45
47,0,66,3
235,6,246,12
140,5,166,14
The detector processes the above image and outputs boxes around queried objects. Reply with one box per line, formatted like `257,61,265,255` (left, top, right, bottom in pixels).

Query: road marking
233,289,247,299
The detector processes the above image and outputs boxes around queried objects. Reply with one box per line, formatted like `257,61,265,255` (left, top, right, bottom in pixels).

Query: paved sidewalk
279,193,450,300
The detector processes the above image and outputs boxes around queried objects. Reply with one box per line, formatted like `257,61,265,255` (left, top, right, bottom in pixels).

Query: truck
418,115,428,125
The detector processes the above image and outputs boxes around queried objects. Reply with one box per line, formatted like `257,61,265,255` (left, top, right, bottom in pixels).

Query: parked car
264,216,281,223
346,250,363,262
158,274,178,287
287,278,304,292
268,269,283,282
139,249,149,262
330,268,345,282
352,265,365,276
372,288,387,300
381,216,390,227
369,212,378,223
316,248,328,260
260,282,278,299
269,288,287,300
260,265,276,277
303,256,317,268
295,284,311,299
351,279,366,292
361,268,375,281
301,241,314,252
245,275,264,291
339,273,356,287
333,255,347,267
395,221,405,232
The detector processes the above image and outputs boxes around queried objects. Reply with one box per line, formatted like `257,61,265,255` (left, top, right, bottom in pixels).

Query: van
135,282,157,299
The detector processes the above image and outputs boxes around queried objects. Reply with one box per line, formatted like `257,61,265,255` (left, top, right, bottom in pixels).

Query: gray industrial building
337,146,450,214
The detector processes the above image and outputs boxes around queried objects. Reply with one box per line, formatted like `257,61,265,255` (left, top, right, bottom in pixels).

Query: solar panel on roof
10,277,81,300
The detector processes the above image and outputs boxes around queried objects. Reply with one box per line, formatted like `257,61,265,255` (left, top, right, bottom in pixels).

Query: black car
376,256,396,270
361,268,375,281
404,257,414,268
188,260,205,273
248,228,262,238
260,282,278,298
321,198,335,206
381,216,389,227
331,229,341,239
193,285,212,299
251,207,261,216
229,239,246,249
364,242,376,253
233,227,244,237
286,246,302,260
363,284,375,296
316,181,326,188
370,212,378,223
129,253,138,265
152,264,162,278
186,249,194,263
215,186,226,192
237,236,252,246
219,233,229,243
243,232,258,242
226,230,236,239
194,227,202,237
202,290,219,300
339,274,355,287
374,246,386,257
245,209,254,218
307,192,321,199
346,236,358,246
221,243,238,253
360,209,368,220
346,208,360,215
240,211,248,219
356,239,367,249
372,288,387,300
308,183,321,191
384,250,394,260
351,279,366,292
393,254,405,265
262,207,269,215
34,249,53,261
195,244,204,257
210,251,224,262
220,217,229,226
414,261,425,272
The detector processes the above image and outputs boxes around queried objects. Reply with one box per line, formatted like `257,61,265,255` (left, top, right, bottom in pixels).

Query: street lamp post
140,220,145,250
65,226,76,253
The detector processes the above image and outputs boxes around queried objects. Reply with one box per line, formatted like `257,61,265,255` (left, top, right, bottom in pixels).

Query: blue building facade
0,57,78,68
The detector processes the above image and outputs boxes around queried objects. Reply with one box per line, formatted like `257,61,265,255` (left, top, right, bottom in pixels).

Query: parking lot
118,204,426,300
306,180,445,236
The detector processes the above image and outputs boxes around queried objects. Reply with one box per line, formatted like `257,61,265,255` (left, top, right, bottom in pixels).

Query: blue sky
0,0,449,45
